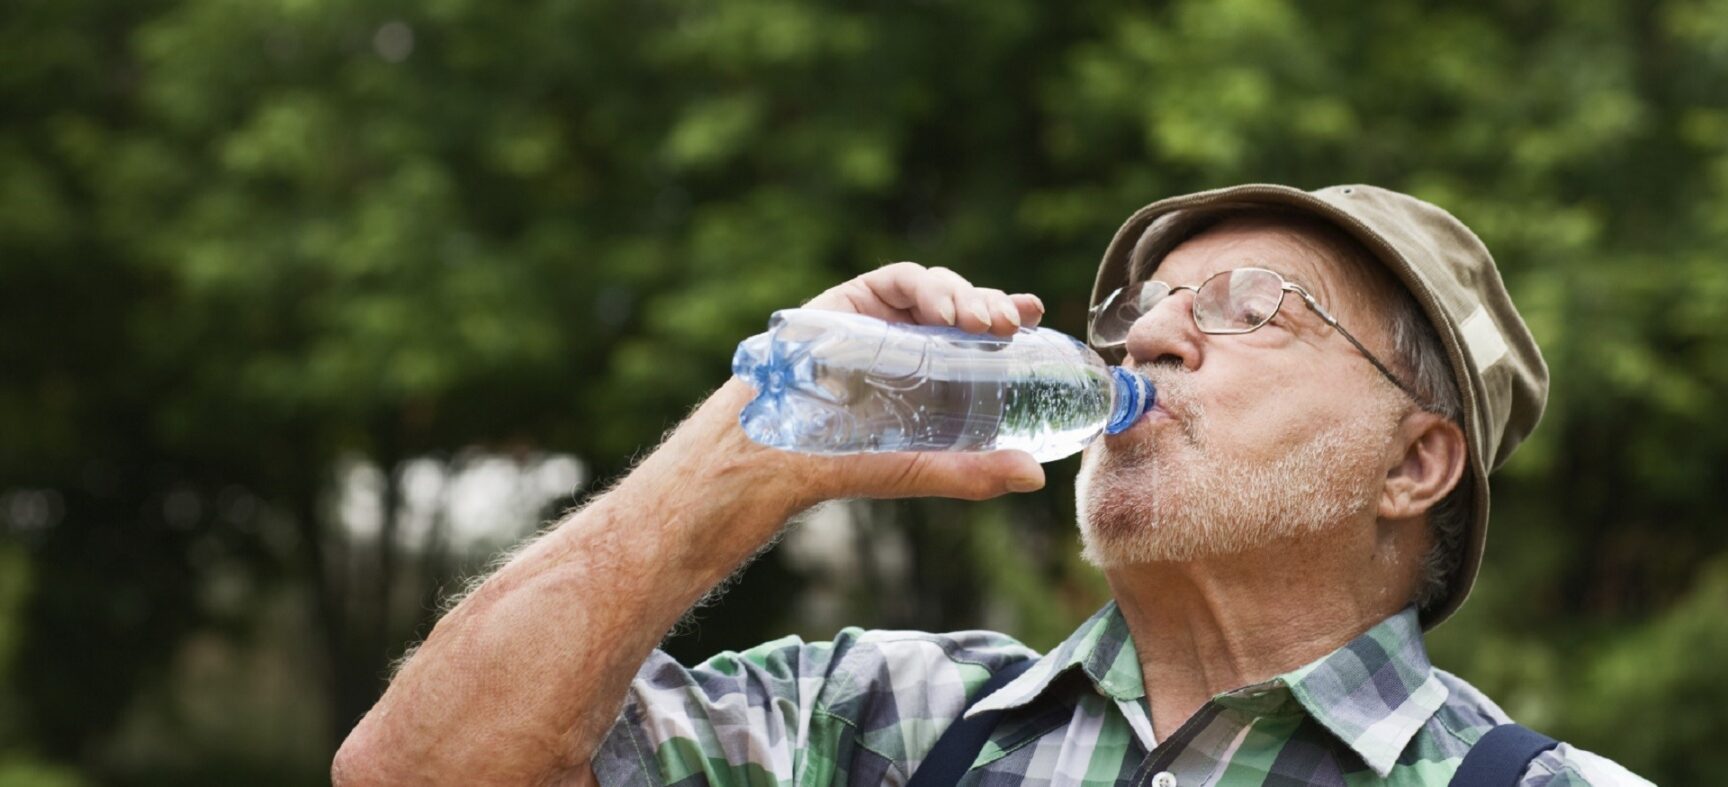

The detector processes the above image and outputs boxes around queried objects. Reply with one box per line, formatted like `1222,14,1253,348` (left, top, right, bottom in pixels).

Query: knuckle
962,478,999,501
837,284,873,311
929,266,969,284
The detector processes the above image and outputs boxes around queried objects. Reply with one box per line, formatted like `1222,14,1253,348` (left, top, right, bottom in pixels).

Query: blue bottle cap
1104,367,1155,435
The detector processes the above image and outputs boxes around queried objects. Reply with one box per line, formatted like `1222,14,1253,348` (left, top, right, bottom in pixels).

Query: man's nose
1122,289,1203,371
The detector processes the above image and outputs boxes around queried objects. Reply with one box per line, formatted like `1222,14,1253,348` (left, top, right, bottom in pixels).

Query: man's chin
1078,531,1141,569
1074,468,1301,567
1075,445,1179,563
1074,478,1203,567
1095,422,1168,465
1077,516,1226,568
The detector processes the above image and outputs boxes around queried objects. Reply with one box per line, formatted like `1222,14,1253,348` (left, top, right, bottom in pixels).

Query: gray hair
1383,284,1470,615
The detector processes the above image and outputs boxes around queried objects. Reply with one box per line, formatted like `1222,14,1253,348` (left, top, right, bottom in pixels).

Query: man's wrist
619,378,817,551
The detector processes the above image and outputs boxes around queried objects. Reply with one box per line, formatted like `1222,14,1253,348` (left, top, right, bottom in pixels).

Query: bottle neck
1104,367,1154,435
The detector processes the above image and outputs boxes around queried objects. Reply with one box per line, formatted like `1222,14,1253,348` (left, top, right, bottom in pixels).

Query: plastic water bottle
731,309,1155,462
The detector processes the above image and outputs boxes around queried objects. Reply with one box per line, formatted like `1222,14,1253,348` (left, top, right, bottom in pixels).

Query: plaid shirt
594,604,1649,785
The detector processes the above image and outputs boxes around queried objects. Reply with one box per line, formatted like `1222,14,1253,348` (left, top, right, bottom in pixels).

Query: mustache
1131,365,1198,421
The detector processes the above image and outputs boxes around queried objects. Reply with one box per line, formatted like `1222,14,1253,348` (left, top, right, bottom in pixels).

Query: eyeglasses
1088,267,1423,403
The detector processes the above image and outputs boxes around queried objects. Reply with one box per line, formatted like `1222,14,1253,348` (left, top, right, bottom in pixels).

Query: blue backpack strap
906,659,1036,787
1449,723,1561,787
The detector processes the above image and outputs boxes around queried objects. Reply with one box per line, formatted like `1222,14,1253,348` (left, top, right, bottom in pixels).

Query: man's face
1076,217,1410,567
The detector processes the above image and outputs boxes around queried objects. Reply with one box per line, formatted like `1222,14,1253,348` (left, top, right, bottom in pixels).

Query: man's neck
1105,529,1413,743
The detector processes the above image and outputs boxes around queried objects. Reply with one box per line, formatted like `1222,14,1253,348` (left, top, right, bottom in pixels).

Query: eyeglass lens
1195,269,1283,332
1092,268,1286,344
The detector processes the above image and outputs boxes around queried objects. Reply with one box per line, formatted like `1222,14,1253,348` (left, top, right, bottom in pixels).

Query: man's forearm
333,379,812,785
333,264,1050,784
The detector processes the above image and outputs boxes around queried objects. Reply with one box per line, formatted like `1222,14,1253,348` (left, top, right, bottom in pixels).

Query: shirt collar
965,603,1448,779
964,601,1144,718
1266,605,1450,777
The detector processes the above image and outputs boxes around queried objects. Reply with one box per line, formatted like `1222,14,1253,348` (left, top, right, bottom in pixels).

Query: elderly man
334,185,1649,785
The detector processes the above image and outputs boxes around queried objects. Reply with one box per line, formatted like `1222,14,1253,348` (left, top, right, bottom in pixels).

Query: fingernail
1032,295,1046,314
1008,475,1044,493
938,300,957,325
1004,306,1022,328
970,301,993,327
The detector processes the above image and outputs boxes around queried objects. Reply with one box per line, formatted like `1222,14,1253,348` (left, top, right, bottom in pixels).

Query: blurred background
3,0,1726,783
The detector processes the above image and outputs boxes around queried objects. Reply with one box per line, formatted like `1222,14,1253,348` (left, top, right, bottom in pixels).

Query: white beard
1076,372,1399,567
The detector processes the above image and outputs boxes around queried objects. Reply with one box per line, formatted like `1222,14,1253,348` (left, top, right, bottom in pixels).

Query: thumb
871,450,1046,500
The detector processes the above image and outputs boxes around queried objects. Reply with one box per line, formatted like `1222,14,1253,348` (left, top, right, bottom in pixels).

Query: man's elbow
332,716,598,786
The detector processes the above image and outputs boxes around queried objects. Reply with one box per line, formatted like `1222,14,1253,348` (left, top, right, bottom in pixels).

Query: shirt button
1151,772,1178,787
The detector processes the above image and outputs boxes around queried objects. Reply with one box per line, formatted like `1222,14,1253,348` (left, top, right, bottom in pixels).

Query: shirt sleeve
592,633,841,787
590,628,1036,787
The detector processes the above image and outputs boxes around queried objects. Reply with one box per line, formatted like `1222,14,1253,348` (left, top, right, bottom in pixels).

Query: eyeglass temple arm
1286,286,1426,403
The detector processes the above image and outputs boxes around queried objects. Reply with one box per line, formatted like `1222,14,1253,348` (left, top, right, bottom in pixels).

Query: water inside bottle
734,310,1138,462
776,350,1114,462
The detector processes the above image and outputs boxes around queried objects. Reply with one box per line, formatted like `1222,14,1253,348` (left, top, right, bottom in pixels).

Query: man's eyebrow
1231,257,1310,289
1234,258,1341,322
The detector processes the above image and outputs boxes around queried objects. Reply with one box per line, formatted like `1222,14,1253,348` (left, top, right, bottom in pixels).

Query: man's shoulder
601,626,1039,785
709,625,1036,670
1524,744,1656,787
844,625,1040,664
1427,668,1652,786
1428,666,1513,732
639,624,1038,709
798,626,1040,721
775,625,1039,695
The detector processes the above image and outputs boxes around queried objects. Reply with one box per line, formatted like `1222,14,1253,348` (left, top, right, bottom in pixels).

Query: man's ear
1380,411,1468,521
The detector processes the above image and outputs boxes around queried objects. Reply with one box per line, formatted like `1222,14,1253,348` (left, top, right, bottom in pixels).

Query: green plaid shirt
595,604,1649,785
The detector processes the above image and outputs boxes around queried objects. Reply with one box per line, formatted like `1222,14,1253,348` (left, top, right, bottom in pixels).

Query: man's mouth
1106,367,1190,442
1139,401,1173,426
1108,400,1172,440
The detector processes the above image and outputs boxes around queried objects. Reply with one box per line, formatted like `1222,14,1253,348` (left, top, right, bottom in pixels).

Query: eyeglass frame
1088,266,1427,405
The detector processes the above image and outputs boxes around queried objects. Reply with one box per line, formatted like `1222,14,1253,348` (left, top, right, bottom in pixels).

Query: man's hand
332,263,1047,785
806,261,1045,334
782,262,1050,503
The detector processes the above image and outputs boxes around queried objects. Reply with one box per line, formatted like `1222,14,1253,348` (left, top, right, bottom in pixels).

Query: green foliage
0,546,29,747
2,0,1725,782
1573,559,1728,782
0,756,87,787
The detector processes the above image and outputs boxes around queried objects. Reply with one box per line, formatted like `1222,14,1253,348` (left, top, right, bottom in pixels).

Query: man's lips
1108,368,1182,439
1140,402,1173,425
1106,400,1171,441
